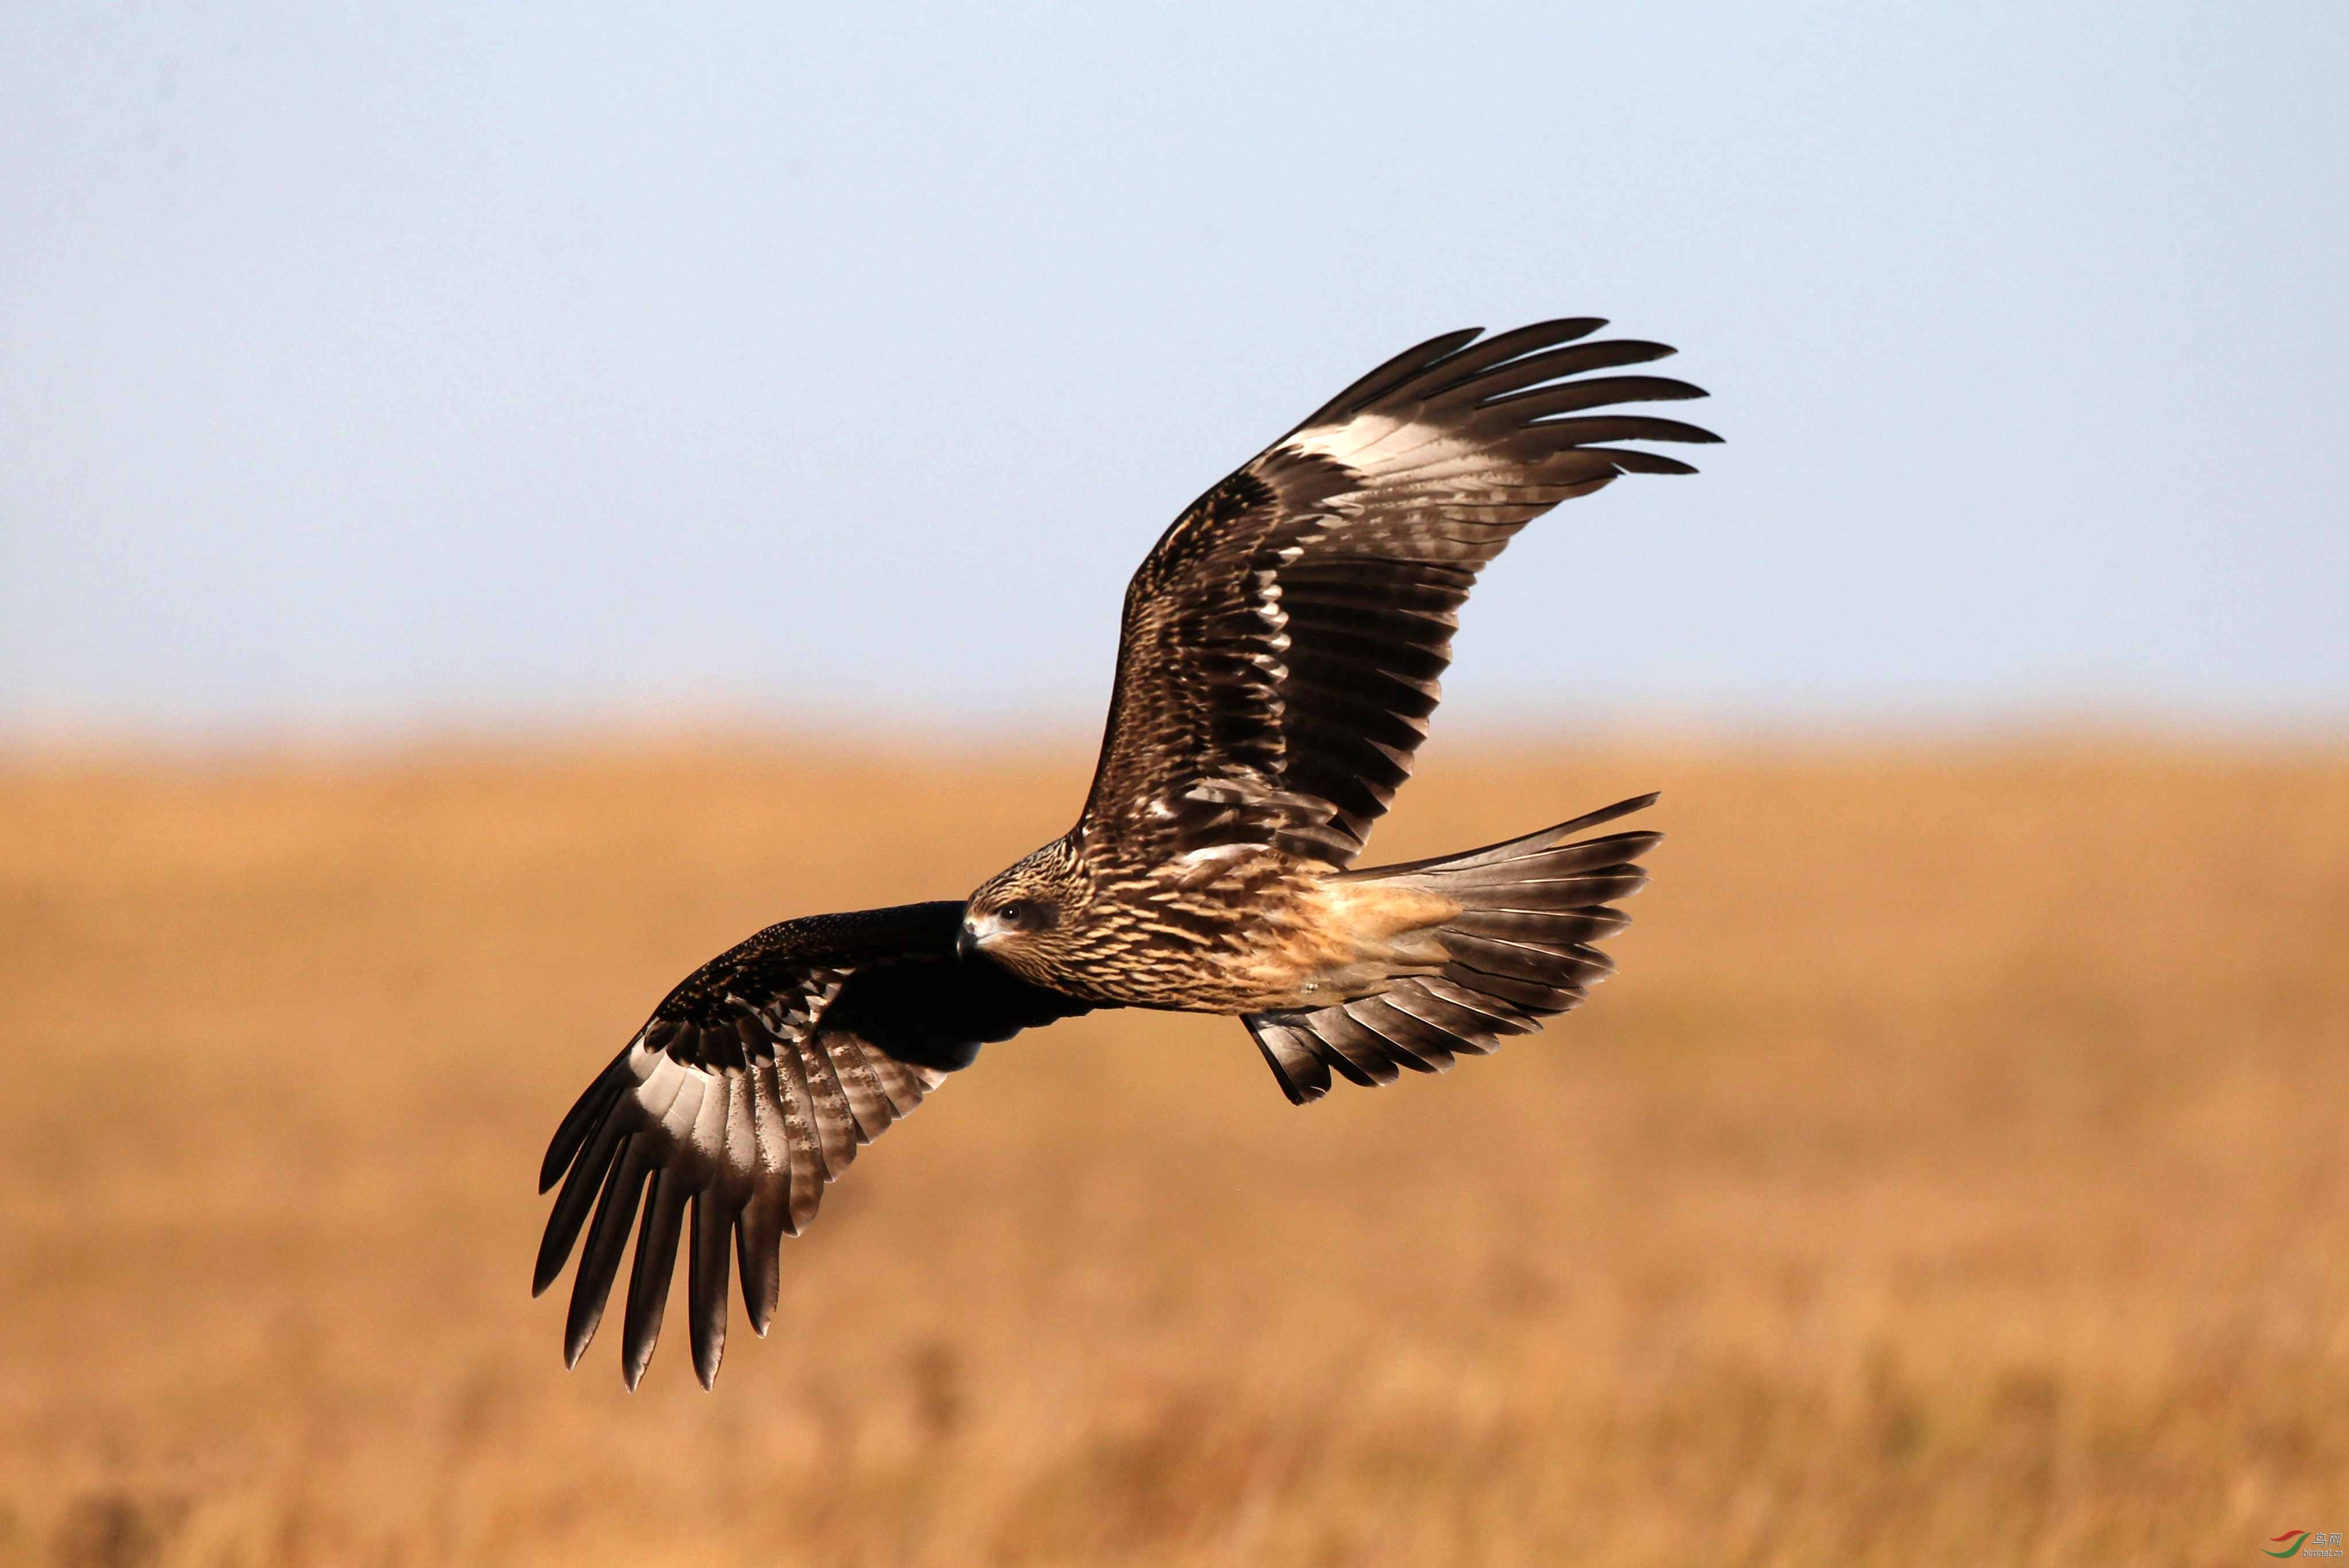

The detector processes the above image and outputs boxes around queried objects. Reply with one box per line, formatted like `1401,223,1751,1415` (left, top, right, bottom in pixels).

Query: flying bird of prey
535,318,1718,1387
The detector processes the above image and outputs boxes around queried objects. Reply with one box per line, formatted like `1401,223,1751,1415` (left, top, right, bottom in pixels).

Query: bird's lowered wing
1077,320,1718,868
533,901,1090,1388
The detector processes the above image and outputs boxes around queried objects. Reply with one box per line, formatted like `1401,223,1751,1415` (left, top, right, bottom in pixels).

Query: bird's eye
997,902,1024,927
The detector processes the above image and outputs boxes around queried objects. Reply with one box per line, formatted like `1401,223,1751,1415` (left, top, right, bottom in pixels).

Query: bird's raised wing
1077,320,1718,868
533,901,1090,1388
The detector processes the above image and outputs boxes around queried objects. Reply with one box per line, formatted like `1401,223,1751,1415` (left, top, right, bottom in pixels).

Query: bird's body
971,832,1458,1012
534,317,1718,1387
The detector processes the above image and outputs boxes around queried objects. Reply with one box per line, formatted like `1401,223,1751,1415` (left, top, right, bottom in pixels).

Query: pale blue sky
3,1,2343,741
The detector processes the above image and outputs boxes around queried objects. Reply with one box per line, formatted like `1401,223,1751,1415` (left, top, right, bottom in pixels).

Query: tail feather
1244,794,1658,1105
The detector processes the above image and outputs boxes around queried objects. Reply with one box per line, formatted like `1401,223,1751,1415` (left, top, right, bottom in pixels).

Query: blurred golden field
3,736,2346,1567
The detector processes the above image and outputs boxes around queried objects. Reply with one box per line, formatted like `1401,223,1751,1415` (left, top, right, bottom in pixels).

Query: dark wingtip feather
744,1271,777,1338
1409,318,1613,398
1287,325,1485,434
1460,339,1684,410
1533,414,1724,447
564,1314,600,1372
688,1192,732,1389
564,1139,646,1372
534,1109,633,1295
738,1206,782,1338
619,1170,687,1391
1495,315,1606,343
1596,449,1704,476
539,1062,625,1193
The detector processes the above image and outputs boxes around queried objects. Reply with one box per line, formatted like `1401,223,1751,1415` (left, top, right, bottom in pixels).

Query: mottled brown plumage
536,319,1712,1385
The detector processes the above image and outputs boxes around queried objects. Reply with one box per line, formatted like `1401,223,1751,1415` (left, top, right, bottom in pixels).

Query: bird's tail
1242,794,1660,1104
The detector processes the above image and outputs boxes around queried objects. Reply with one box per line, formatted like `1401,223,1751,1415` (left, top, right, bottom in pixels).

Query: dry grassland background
2,737,2345,1567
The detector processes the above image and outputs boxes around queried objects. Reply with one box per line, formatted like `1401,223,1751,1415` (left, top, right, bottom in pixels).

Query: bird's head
962,841,1086,976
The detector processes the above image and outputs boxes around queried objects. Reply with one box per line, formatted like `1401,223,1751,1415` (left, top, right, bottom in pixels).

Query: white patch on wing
1175,843,1254,868
691,1074,732,1156
660,1072,708,1142
623,1038,660,1084
1283,414,1463,474
638,1054,692,1123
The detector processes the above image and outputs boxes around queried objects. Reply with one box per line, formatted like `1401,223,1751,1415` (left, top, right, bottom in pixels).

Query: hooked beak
956,923,979,961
